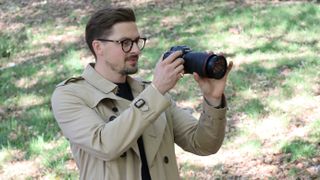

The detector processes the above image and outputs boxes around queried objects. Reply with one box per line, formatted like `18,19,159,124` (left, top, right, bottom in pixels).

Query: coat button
109,115,116,121
112,107,118,112
163,156,169,164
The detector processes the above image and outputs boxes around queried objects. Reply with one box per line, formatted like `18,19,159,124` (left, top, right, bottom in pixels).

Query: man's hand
152,51,185,94
194,60,233,107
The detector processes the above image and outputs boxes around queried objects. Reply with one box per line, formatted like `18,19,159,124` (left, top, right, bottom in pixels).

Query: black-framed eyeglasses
96,37,147,53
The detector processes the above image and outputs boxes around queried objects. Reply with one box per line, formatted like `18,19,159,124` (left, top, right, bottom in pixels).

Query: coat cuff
202,94,227,120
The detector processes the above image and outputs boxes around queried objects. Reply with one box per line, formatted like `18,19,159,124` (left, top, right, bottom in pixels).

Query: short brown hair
85,7,136,58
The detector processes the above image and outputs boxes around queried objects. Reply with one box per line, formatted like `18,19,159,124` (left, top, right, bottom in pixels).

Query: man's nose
130,42,141,54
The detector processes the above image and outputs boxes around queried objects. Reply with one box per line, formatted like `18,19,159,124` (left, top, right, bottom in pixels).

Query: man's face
97,22,142,75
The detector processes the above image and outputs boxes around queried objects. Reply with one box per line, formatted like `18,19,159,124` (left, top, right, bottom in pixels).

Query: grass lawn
0,0,319,179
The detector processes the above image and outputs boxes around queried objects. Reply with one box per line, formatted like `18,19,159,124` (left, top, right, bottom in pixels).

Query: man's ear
92,40,102,57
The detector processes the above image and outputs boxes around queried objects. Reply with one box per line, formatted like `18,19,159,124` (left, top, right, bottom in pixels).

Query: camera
163,46,227,79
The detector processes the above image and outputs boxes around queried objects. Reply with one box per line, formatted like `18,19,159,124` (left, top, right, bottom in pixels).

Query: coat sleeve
169,95,227,155
51,84,170,161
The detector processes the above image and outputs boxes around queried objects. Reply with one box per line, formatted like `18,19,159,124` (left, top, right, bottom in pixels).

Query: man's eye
122,40,132,46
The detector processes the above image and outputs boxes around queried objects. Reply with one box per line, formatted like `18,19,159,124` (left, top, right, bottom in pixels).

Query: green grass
308,119,320,143
239,139,263,154
281,139,317,162
0,29,29,59
1,0,319,178
288,167,301,177
26,136,79,179
179,162,205,180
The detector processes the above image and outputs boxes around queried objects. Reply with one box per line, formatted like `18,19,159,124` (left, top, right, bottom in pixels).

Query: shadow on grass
223,55,319,141
0,39,86,177
0,41,84,149
0,0,319,178
0,42,83,99
1,1,94,28
0,29,29,59
179,162,252,179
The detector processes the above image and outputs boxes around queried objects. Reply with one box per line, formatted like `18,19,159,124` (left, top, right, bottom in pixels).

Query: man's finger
226,61,233,76
193,72,201,83
205,50,214,55
162,51,183,64
171,58,184,68
174,64,184,75
157,54,164,64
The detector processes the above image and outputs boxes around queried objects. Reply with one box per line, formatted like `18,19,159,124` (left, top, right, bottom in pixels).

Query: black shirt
115,82,152,180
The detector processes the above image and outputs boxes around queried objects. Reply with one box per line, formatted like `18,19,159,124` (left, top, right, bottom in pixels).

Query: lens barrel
163,46,227,79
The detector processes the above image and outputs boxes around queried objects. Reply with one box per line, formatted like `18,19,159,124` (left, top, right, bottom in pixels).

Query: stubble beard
121,65,138,75
105,54,139,75
121,54,139,75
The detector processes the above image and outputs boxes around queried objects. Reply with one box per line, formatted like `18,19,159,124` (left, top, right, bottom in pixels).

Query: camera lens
206,55,227,79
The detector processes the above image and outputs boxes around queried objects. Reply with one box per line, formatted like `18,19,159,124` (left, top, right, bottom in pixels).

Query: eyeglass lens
122,38,145,52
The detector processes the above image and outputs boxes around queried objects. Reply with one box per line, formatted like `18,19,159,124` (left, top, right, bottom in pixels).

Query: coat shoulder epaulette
56,76,84,87
133,77,151,89
133,77,151,84
142,80,151,84
141,80,152,89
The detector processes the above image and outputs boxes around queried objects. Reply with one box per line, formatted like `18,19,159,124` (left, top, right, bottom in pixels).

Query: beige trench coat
51,63,227,180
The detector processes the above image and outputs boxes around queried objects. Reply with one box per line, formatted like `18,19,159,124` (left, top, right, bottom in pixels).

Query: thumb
158,54,164,63
226,61,233,75
193,72,201,83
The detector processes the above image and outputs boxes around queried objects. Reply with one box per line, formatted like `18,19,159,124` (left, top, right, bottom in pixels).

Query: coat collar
82,63,118,94
82,63,145,96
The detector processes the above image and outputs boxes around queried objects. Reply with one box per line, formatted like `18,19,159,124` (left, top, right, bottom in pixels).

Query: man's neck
94,61,127,83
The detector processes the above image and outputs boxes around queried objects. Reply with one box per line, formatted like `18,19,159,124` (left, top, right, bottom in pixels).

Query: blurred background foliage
0,0,319,179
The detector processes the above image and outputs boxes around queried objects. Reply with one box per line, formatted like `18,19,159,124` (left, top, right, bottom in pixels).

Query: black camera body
163,46,227,79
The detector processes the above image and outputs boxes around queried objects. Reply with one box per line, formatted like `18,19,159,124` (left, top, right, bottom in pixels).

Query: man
51,6,232,180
